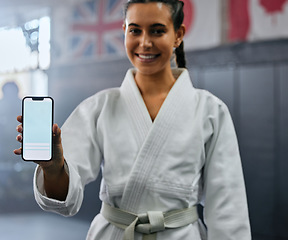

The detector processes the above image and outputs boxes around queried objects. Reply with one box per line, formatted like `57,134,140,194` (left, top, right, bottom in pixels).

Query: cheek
160,42,174,57
125,37,135,54
125,34,135,47
124,38,137,63
156,36,175,52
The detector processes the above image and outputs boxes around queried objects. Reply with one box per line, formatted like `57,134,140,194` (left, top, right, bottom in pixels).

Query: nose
139,32,152,49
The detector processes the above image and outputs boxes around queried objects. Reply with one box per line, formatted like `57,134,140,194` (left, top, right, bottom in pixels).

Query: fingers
14,116,23,156
14,119,63,162
16,134,22,142
16,124,22,133
17,115,22,123
16,116,23,133
14,148,22,155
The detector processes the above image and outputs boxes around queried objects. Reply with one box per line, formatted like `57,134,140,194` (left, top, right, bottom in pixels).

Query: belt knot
136,211,165,234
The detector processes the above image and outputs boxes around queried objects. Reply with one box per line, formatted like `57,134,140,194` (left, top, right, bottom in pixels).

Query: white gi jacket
34,68,251,239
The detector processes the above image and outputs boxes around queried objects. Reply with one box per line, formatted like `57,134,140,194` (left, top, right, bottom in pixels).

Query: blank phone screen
22,97,53,161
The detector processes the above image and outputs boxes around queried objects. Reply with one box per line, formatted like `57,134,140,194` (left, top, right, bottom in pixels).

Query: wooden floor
0,212,90,240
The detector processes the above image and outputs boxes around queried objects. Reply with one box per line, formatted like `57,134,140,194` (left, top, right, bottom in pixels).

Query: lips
136,53,160,62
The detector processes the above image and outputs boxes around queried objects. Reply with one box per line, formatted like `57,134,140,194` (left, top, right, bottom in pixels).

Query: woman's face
123,2,183,77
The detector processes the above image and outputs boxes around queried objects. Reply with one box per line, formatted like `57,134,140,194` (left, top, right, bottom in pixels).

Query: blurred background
0,0,287,239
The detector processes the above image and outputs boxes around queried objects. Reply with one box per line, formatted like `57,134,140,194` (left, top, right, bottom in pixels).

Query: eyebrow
128,23,140,27
128,23,166,28
151,23,166,28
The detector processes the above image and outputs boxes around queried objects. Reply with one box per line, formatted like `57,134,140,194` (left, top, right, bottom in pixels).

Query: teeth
138,54,156,59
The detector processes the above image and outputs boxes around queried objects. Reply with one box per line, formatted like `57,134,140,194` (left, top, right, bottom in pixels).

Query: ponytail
175,41,186,68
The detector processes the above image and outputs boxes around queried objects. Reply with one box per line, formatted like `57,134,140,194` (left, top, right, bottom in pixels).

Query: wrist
42,159,66,181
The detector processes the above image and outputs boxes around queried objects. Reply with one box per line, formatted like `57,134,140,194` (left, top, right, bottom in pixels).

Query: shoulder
193,89,231,124
196,88,228,111
176,68,228,112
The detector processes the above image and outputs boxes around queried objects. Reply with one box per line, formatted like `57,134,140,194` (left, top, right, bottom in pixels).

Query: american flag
69,0,126,60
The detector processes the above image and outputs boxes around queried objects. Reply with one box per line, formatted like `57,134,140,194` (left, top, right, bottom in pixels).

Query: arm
203,104,251,239
15,96,103,216
15,116,69,201
43,165,69,201
41,124,68,201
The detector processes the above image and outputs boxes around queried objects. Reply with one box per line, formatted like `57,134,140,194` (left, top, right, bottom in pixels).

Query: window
0,16,51,99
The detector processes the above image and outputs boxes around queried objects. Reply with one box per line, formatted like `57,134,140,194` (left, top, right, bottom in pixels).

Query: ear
174,24,186,48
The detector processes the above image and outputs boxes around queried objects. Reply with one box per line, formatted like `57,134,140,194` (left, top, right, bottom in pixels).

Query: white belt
101,202,198,240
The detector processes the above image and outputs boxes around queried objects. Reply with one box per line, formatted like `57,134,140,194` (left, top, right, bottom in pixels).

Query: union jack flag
69,0,126,60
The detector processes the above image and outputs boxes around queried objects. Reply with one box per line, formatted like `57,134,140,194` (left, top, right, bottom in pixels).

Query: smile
136,53,160,61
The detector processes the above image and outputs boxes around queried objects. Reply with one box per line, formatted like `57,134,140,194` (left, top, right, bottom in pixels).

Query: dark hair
124,0,186,68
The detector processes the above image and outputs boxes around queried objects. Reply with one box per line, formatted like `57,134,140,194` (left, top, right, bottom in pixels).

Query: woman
15,0,251,239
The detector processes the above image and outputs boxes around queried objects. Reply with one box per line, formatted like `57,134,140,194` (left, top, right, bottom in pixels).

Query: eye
129,28,141,35
151,28,166,35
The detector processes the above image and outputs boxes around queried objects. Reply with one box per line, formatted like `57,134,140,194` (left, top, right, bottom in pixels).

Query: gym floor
0,212,90,240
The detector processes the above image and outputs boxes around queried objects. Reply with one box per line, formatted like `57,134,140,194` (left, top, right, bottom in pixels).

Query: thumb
53,124,62,144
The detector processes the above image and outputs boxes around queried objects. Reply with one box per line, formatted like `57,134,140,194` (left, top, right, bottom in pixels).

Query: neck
134,69,176,96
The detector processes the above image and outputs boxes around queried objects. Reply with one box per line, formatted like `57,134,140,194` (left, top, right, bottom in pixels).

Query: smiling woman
17,1,251,240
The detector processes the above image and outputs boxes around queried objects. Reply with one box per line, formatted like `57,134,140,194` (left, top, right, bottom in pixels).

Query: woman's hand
14,115,68,201
14,115,64,171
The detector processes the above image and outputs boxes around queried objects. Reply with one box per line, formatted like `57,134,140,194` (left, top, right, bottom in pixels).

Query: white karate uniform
34,68,251,239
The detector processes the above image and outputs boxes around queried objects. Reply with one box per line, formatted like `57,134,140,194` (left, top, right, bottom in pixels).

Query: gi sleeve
33,95,103,216
203,101,252,240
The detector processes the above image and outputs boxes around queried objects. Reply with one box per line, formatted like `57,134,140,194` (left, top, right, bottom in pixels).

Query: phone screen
22,97,54,161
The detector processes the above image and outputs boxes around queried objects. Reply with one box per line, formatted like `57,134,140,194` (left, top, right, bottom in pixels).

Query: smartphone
22,96,54,161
